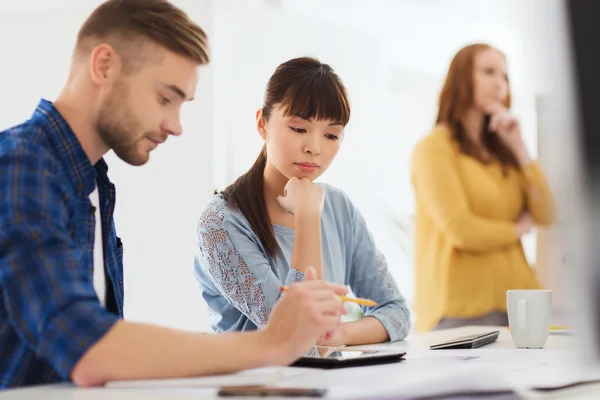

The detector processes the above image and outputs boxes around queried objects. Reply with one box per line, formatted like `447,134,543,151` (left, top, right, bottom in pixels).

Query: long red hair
437,43,518,169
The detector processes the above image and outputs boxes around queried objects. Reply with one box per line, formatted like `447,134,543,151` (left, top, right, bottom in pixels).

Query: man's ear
256,108,267,140
89,43,121,87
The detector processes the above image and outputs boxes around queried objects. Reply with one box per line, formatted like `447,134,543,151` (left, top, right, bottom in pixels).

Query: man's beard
96,80,151,166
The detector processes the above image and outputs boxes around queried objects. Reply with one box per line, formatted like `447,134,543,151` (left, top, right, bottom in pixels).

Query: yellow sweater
411,125,556,332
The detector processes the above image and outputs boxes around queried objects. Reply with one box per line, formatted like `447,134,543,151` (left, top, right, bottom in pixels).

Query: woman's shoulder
317,182,352,205
418,123,454,148
413,123,457,159
317,183,359,220
197,193,248,233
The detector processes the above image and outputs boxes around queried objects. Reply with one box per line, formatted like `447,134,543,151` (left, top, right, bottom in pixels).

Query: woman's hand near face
485,104,523,150
276,177,325,218
485,103,532,166
277,177,325,278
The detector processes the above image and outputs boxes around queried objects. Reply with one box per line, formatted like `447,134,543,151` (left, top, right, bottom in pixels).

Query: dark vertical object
566,0,600,356
565,0,600,189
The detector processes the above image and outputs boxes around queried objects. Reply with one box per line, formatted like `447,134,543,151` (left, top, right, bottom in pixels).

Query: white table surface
355,324,576,351
2,326,598,400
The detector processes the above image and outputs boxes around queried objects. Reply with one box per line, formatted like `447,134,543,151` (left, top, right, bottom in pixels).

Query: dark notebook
430,331,500,350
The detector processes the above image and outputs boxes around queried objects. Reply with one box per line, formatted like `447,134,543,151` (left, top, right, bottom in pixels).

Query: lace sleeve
366,251,411,341
349,209,411,342
196,200,304,330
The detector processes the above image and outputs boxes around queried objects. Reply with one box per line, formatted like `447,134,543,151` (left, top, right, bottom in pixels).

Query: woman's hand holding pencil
281,285,379,307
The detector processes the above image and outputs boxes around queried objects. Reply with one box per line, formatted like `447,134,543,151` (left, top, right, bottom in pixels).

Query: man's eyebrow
162,84,194,101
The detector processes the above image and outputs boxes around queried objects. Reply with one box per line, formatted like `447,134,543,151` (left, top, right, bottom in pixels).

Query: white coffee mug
506,289,552,349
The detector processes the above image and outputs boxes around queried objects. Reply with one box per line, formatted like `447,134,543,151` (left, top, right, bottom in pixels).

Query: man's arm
0,144,120,380
72,269,347,387
71,322,271,386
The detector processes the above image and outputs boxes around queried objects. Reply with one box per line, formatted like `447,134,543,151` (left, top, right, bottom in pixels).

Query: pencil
549,325,573,330
280,285,379,307
507,325,573,331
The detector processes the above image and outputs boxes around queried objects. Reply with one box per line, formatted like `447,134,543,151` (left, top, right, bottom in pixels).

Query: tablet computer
290,349,406,369
430,330,500,350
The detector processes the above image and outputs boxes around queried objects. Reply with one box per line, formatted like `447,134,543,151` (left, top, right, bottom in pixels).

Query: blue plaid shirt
0,100,124,389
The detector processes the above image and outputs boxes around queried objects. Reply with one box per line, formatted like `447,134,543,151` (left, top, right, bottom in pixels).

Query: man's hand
262,267,347,364
316,324,347,348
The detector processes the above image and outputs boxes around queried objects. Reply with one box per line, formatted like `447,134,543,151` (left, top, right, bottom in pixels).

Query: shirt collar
32,99,109,196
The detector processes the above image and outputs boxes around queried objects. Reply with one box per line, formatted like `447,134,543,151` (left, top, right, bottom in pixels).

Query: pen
280,285,379,307
507,325,573,331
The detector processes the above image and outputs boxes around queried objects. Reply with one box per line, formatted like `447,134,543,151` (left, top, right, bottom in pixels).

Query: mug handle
517,299,528,333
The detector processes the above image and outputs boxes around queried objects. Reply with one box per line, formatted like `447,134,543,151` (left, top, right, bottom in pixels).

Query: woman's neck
461,108,485,147
263,162,291,223
263,163,288,199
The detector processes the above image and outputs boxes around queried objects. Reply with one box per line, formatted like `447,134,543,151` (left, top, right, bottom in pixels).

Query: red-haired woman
411,44,556,332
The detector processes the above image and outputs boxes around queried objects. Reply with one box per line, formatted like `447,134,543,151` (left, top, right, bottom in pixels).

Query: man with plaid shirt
0,0,347,390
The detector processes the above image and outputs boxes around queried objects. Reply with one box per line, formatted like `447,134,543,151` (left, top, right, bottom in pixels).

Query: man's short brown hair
77,0,209,73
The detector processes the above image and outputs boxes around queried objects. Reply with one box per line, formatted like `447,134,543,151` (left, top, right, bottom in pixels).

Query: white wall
1,0,548,331
519,0,577,315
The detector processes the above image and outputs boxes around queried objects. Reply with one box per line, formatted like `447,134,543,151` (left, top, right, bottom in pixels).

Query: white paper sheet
276,348,597,399
333,363,514,399
105,367,284,389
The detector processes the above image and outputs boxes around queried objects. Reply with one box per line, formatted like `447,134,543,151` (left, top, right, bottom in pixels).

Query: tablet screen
325,351,374,360
290,348,406,368
311,348,388,360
